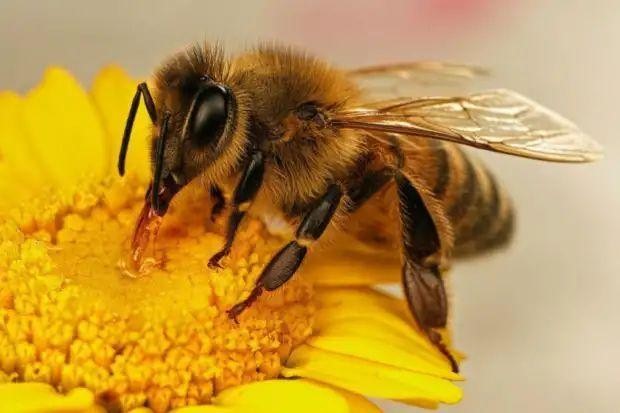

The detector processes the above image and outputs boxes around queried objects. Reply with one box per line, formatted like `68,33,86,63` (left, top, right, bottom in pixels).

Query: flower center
0,176,315,412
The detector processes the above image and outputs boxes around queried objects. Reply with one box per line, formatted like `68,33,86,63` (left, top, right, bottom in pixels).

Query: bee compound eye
190,85,229,147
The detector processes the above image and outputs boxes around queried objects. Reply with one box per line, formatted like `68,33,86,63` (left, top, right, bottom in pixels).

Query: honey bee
118,44,602,372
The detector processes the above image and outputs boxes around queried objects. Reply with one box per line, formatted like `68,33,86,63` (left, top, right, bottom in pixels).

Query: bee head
119,44,248,215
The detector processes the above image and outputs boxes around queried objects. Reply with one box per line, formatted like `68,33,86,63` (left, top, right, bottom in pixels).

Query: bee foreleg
209,185,226,221
395,170,459,373
208,150,264,269
227,184,343,321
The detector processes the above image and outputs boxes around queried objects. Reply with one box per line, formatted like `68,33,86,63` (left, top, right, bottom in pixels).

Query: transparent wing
332,89,603,162
348,61,489,99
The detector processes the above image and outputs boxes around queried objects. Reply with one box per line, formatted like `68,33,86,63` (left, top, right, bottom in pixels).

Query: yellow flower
0,67,463,412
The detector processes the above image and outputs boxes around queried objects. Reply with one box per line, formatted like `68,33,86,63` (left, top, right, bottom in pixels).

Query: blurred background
0,1,618,412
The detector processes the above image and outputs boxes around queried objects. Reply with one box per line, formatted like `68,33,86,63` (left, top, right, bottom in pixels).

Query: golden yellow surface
0,177,315,411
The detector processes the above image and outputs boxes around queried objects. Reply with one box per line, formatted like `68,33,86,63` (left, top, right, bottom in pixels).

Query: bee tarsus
426,325,460,374
207,248,229,270
227,285,264,323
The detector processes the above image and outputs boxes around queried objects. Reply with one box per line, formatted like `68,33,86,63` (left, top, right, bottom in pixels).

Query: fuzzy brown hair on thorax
229,45,367,213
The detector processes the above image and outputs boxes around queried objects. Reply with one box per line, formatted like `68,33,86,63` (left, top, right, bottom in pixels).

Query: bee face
151,79,236,182
144,46,249,214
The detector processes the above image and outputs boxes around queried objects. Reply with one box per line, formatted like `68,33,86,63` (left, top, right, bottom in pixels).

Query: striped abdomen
420,141,515,257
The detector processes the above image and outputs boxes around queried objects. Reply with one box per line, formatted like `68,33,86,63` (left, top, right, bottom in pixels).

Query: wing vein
331,88,603,163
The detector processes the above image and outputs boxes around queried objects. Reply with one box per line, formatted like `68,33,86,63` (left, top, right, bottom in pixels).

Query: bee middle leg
227,183,343,321
208,150,265,268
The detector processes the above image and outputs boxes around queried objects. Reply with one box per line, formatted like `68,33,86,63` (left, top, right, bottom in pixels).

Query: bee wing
348,61,489,99
331,89,603,163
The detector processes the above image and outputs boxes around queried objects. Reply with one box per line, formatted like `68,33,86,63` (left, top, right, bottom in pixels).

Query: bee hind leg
227,184,343,321
402,260,457,372
395,170,459,373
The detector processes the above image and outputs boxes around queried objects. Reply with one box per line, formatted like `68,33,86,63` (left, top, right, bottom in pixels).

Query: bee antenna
152,112,171,212
118,82,158,176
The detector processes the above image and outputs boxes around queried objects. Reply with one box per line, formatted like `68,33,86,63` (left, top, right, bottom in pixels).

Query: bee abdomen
432,144,515,256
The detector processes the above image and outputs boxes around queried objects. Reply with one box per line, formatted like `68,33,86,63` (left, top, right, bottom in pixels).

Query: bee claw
226,286,263,323
208,249,229,269
226,308,241,324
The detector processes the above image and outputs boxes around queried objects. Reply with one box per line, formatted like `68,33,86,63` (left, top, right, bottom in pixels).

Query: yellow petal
283,345,462,406
0,92,46,200
327,383,382,413
172,379,356,413
315,287,416,334
307,335,460,380
303,233,400,286
0,383,100,413
313,288,460,375
90,65,151,180
21,67,108,187
0,165,26,209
